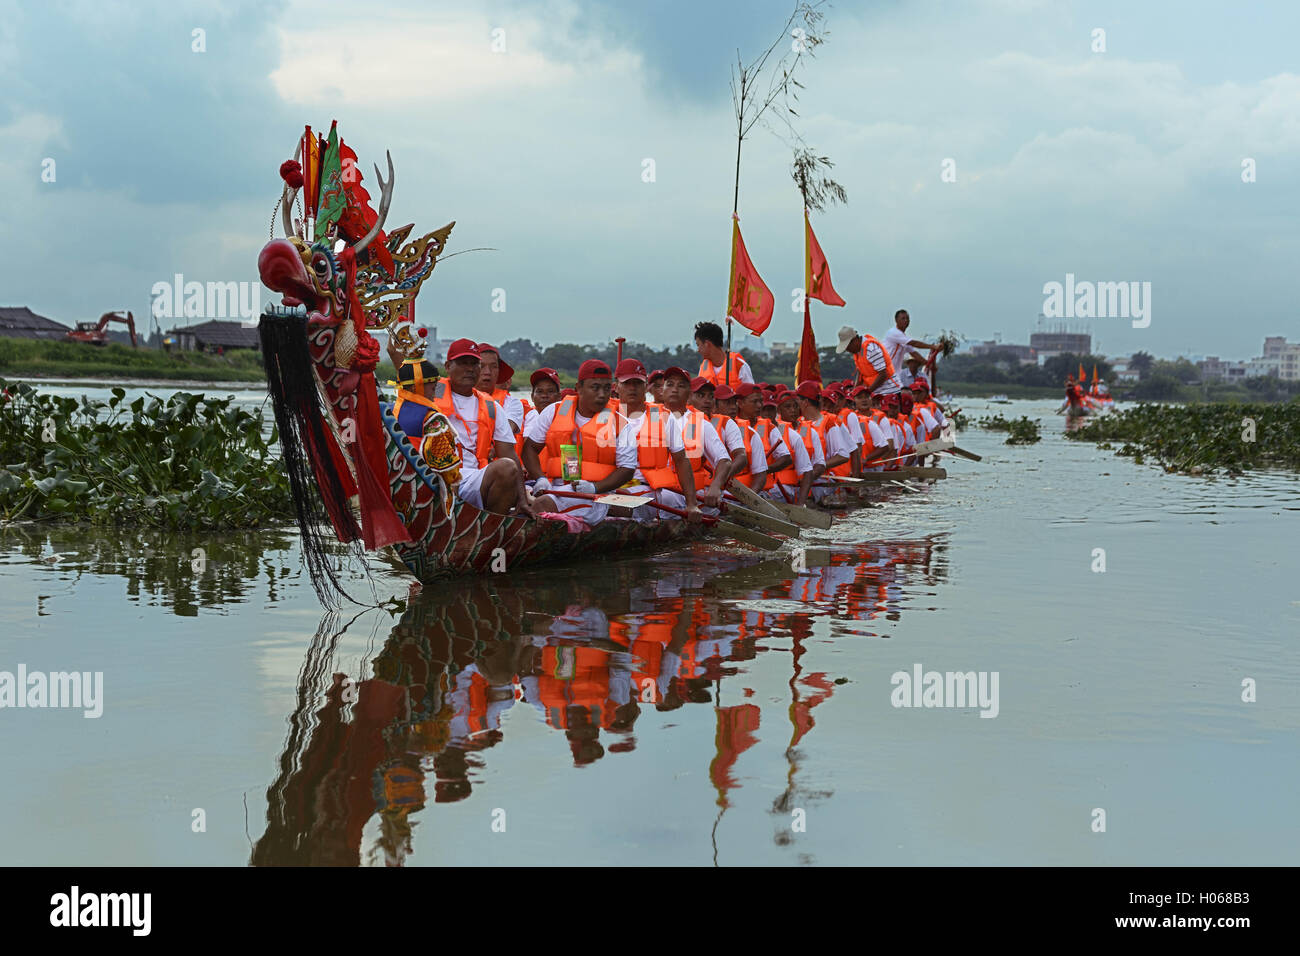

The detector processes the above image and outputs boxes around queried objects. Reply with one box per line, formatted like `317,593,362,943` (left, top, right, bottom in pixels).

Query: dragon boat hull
379,403,711,580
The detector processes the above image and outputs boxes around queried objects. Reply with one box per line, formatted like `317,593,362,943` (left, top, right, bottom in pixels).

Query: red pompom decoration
417,327,427,338
279,159,305,189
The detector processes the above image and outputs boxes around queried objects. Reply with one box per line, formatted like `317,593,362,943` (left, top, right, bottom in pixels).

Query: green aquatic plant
1064,400,1300,475
0,379,292,527
973,413,1041,444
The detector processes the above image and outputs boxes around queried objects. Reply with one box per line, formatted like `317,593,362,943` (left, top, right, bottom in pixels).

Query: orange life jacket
854,410,885,467
708,413,741,456
542,396,621,482
637,406,710,491
821,411,853,477
433,380,498,468
732,419,774,487
697,352,746,387
853,334,896,388
535,645,612,730
772,423,806,486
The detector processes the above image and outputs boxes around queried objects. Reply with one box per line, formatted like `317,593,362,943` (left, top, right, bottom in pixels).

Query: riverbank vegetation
0,339,265,382
1065,400,1300,475
0,380,292,527
974,413,1042,444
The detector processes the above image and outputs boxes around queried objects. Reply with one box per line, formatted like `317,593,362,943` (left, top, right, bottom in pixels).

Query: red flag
726,216,774,335
805,211,845,307
794,297,821,384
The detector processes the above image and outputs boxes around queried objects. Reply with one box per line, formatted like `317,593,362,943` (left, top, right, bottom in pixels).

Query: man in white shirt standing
882,309,941,372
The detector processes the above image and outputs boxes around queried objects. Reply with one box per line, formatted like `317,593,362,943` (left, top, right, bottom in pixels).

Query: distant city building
1108,361,1140,383
768,341,798,358
169,320,260,352
970,340,1037,364
1197,336,1298,382
0,306,70,341
1029,331,1091,363
1199,356,1249,381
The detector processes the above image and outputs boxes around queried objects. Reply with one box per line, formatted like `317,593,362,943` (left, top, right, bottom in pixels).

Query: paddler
714,384,740,420
613,359,652,424
836,325,904,399
694,320,754,386
797,381,852,482
475,342,525,435
647,369,666,405
523,359,637,525
731,382,782,493
768,387,817,504
434,339,536,515
649,367,733,514
689,377,749,480
518,367,562,473
851,385,897,471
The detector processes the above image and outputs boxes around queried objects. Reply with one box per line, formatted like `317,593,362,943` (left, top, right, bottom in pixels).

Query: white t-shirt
446,390,516,470
882,326,915,370
501,395,525,430
772,424,812,476
720,418,746,455
703,357,755,385
742,425,768,473
824,422,853,460
525,400,639,471
520,406,538,439
915,406,939,434
666,410,729,467
842,412,864,448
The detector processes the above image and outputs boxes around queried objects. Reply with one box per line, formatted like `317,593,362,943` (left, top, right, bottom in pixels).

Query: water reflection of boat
251,537,948,865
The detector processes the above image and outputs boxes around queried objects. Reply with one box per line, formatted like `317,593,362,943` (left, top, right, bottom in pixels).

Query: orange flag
805,211,846,307
1078,361,1086,383
727,216,774,335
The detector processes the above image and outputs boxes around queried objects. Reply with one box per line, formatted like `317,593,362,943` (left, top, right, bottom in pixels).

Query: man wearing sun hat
431,338,535,515
836,325,903,397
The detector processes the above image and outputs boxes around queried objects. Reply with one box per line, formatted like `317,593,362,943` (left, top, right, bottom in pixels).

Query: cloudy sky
2,0,1296,360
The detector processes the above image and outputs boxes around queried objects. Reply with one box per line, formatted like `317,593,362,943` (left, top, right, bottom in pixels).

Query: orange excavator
66,311,139,347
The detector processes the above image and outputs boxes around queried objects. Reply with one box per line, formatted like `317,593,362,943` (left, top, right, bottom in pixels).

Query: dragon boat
255,124,724,597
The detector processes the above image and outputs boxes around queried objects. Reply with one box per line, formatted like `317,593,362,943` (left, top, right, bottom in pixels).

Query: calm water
1,393,1297,866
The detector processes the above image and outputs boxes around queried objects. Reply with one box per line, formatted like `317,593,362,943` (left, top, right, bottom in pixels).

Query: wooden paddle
727,481,829,530
723,502,801,537
543,490,785,551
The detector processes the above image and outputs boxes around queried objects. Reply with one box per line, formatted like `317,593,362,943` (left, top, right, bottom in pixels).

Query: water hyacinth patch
1065,400,1300,475
0,379,292,527
974,413,1041,444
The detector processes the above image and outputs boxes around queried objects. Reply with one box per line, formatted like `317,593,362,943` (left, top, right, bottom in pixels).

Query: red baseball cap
880,392,901,406
577,359,612,381
850,384,872,397
795,381,821,401
615,358,648,382
445,338,480,362
530,367,560,389
690,376,714,393
476,343,514,384
661,366,691,384
714,384,736,401
734,383,760,398
909,378,930,392
648,368,665,382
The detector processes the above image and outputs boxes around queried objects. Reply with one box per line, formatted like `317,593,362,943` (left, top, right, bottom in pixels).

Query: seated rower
435,339,535,514
647,369,666,405
878,392,915,468
689,377,749,480
821,386,862,478
851,385,896,471
796,381,851,501
475,343,526,436
614,359,652,424
522,360,636,526
518,367,562,472
767,387,817,504
730,382,779,493
714,384,740,421
623,366,728,521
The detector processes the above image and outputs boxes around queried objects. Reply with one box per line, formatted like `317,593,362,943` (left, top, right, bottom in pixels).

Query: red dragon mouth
258,239,319,309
